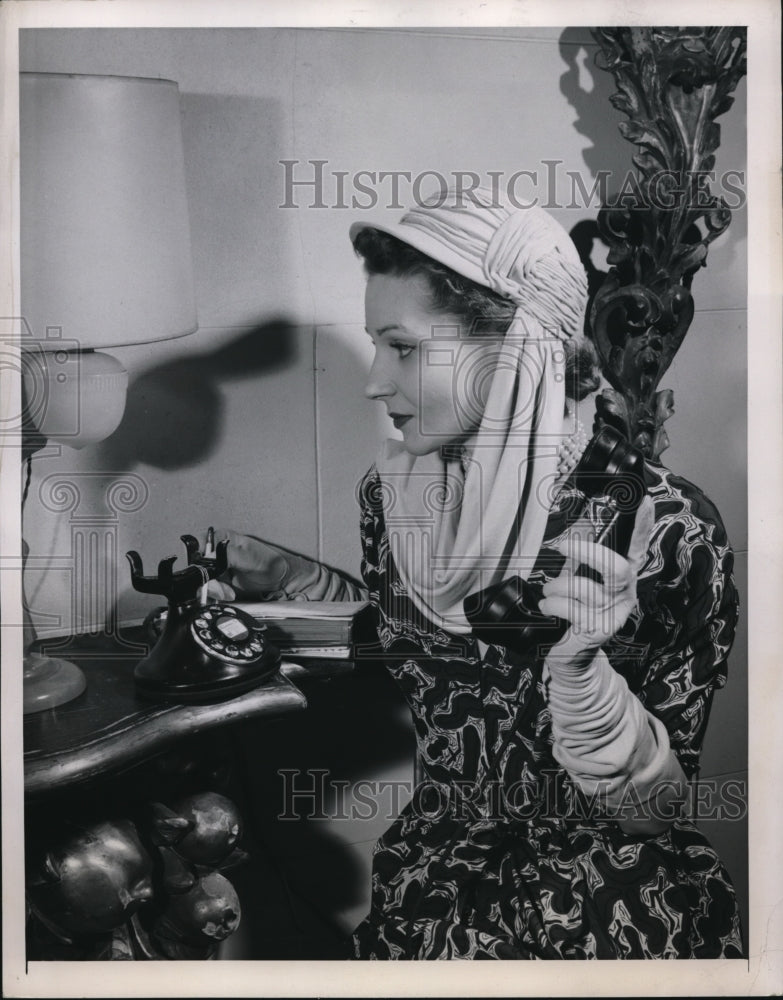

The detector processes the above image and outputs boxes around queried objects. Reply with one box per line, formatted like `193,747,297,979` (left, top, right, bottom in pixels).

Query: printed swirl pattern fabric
351,461,743,959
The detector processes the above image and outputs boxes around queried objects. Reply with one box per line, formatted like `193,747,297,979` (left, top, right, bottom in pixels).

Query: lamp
20,72,198,712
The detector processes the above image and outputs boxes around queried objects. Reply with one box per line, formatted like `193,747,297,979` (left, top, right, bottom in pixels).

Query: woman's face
364,273,495,456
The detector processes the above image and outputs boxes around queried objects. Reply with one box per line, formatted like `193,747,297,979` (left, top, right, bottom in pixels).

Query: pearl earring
556,418,588,478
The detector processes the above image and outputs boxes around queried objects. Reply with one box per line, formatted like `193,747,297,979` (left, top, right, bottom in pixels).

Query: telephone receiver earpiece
570,424,646,557
463,426,646,655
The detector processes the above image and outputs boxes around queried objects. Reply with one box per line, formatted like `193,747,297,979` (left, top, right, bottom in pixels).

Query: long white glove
264,550,369,602
545,650,686,832
208,529,368,602
539,498,687,833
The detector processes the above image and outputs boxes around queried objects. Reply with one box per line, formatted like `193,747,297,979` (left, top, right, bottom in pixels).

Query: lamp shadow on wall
98,318,298,471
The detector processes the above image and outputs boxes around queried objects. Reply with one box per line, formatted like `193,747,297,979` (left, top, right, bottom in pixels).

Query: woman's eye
390,341,415,359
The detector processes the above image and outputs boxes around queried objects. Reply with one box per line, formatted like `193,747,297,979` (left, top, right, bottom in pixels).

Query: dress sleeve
606,469,740,779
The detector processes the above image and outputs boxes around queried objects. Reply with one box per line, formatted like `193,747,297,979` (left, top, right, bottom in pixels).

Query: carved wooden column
588,27,747,459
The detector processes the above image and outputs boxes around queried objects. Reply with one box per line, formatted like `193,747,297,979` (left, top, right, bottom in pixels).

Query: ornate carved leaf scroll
588,27,747,459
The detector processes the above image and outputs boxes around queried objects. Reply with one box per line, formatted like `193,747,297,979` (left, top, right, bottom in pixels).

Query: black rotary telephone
127,534,280,702
463,425,646,656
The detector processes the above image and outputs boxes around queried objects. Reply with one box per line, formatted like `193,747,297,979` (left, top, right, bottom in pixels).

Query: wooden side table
24,626,310,960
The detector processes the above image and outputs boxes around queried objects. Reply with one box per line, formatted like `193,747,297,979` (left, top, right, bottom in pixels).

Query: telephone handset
127,534,280,703
463,425,646,655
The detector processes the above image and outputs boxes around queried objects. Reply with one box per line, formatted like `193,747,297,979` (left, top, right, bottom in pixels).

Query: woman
213,189,742,959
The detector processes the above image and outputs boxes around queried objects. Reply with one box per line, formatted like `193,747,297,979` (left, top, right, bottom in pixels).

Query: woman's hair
352,226,601,402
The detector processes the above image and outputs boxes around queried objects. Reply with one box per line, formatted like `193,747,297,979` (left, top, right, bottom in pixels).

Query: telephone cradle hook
126,536,279,704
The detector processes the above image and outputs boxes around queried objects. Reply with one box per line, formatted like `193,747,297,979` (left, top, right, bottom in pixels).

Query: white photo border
1,1,780,996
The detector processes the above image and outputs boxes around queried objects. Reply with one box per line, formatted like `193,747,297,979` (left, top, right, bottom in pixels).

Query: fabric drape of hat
372,189,588,634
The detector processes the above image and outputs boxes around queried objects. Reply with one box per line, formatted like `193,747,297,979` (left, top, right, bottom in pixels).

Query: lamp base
24,651,87,714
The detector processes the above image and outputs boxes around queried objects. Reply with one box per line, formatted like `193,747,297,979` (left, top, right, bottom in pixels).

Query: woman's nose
364,356,395,400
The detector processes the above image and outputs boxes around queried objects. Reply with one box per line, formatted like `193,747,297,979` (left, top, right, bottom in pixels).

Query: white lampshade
20,72,198,350
19,74,199,713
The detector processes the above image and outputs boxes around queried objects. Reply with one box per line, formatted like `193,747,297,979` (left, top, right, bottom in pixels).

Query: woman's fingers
540,499,655,665
204,529,289,598
538,594,620,639
205,528,244,576
542,519,646,638
209,526,231,544
554,537,630,591
208,529,264,572
553,497,655,578
542,575,613,608
539,590,628,637
556,518,596,576
537,594,573,622
206,579,237,601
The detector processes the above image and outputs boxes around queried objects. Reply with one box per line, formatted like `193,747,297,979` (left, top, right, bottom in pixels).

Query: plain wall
19,27,748,951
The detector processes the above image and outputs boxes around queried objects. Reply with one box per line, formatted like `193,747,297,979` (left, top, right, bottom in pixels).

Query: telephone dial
127,534,280,702
464,425,646,655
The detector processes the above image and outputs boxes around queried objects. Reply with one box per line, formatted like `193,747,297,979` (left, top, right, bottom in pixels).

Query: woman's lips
391,414,413,430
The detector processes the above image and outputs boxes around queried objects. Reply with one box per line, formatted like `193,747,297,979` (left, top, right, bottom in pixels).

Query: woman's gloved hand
205,529,289,602
538,496,656,668
537,497,686,832
203,528,368,604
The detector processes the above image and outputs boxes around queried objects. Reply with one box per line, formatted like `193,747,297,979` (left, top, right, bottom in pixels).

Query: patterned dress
351,458,743,959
